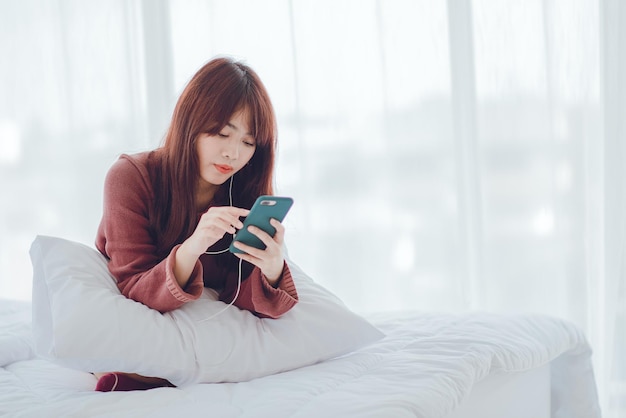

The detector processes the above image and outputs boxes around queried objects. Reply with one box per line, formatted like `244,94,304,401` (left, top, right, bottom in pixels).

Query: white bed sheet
0,300,601,418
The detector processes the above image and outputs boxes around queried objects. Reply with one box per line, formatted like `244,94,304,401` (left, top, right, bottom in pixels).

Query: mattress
446,363,550,418
0,299,601,418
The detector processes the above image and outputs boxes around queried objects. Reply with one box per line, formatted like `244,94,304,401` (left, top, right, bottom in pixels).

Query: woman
94,57,298,391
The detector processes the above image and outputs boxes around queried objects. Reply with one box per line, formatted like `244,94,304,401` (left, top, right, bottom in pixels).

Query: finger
199,217,237,235
226,208,249,228
222,214,244,230
207,205,249,215
206,208,247,229
226,207,250,218
234,250,253,261
246,225,276,249
270,219,285,243
204,206,249,222
233,252,262,269
233,240,265,259
200,210,244,232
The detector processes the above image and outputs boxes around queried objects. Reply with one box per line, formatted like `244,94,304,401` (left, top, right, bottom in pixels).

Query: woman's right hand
185,206,250,257
173,206,249,288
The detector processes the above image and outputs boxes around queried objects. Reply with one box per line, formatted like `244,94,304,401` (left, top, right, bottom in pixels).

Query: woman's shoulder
105,151,161,194
114,150,156,171
109,151,159,177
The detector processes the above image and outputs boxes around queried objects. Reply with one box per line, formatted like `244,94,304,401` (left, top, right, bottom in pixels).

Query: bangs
196,95,242,137
244,88,275,149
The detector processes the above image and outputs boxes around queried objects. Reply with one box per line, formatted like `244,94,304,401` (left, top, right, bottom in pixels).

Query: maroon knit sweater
95,152,298,318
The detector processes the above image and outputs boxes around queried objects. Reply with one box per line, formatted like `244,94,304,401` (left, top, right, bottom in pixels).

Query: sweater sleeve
95,155,204,313
219,262,299,319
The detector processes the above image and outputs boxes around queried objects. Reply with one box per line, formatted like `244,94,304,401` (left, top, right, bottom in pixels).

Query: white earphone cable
198,175,242,322
197,257,242,322
203,175,235,256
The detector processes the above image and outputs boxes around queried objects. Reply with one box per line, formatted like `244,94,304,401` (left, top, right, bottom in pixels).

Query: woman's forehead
227,108,253,133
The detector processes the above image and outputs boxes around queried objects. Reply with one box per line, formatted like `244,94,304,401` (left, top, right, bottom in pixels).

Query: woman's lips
214,164,234,174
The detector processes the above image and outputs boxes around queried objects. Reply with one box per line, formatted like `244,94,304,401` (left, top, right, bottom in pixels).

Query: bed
0,236,602,418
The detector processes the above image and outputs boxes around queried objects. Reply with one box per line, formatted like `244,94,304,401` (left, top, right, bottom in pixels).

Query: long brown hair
152,57,277,253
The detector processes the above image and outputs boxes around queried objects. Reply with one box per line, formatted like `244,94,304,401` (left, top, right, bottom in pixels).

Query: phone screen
229,196,293,254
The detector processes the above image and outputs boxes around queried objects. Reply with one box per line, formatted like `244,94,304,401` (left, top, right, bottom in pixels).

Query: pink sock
95,373,171,392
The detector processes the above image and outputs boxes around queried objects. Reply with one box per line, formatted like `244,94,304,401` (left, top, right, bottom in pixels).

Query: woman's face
196,109,256,193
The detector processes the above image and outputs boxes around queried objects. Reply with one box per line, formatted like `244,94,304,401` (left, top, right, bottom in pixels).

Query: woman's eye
244,140,256,147
218,133,228,138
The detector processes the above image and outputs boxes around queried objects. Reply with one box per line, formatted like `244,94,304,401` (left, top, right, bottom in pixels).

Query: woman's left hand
232,218,285,286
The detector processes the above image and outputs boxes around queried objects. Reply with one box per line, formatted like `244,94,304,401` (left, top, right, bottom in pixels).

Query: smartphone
229,195,294,254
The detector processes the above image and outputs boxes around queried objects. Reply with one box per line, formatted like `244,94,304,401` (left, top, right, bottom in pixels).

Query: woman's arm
227,217,299,317
96,154,204,313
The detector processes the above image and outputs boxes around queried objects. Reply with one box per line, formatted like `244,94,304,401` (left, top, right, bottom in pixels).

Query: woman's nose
222,138,239,160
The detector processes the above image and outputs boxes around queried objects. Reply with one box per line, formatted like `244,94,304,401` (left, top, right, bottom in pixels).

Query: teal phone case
229,196,293,254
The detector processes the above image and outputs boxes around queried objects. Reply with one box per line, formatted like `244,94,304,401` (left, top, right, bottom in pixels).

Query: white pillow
29,235,384,386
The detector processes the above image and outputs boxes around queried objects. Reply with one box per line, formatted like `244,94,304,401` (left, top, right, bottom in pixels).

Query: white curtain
0,0,624,416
